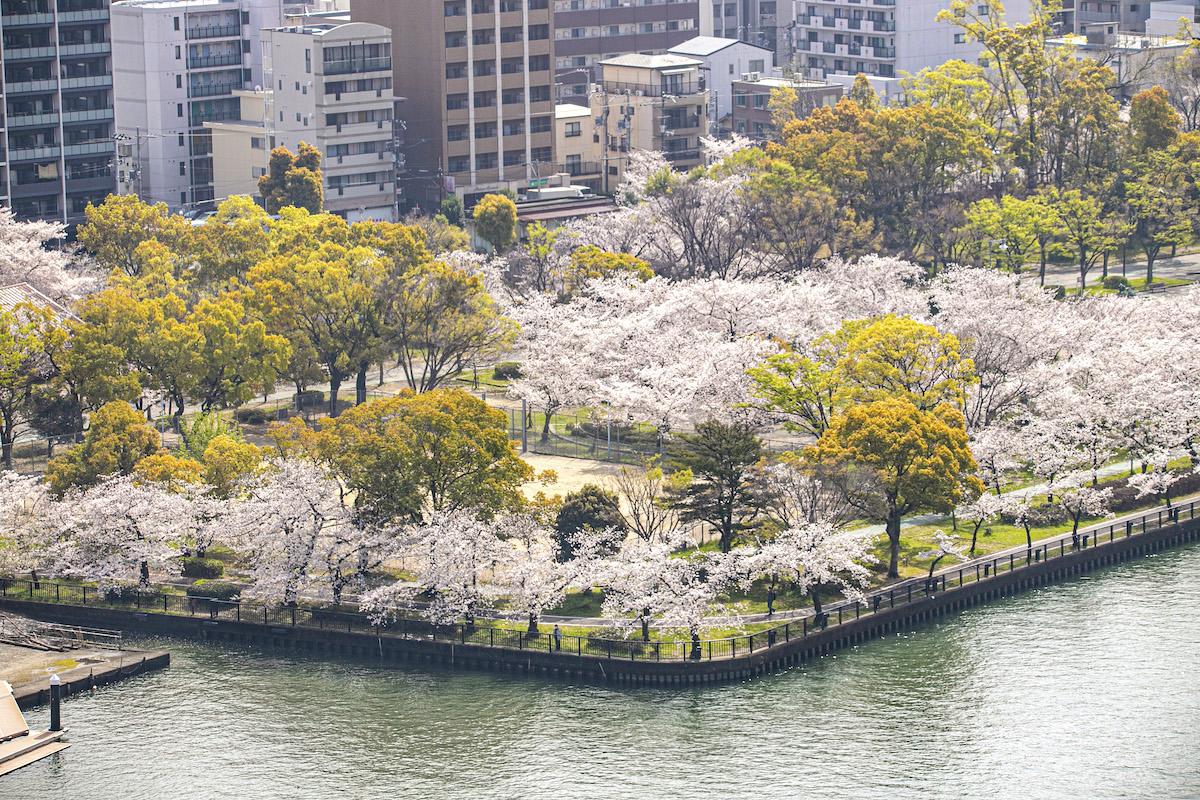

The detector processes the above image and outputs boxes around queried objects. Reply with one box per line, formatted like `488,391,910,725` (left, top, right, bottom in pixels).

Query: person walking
552,624,562,651
766,586,776,617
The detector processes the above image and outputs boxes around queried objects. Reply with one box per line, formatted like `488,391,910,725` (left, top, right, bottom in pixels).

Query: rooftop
113,0,229,7
598,53,702,70
0,283,78,322
733,76,838,90
667,36,771,56
555,103,592,120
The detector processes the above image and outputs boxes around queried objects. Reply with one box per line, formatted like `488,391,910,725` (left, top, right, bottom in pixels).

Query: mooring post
49,674,62,732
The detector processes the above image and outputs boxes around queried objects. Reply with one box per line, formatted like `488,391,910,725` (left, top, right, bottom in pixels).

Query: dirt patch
521,453,625,499
0,643,110,687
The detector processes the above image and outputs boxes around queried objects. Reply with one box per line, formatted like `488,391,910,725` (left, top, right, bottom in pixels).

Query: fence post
520,399,528,453
56,584,59,602
890,589,894,608
291,607,296,626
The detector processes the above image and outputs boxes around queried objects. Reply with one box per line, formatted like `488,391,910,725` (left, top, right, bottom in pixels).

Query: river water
9,542,1200,800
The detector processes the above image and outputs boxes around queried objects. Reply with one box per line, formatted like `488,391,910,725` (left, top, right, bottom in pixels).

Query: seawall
2,513,1197,688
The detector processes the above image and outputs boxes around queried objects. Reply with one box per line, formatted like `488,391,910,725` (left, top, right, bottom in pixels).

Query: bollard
49,674,62,732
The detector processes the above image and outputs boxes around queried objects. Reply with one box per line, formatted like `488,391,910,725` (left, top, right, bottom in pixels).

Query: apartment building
729,74,841,137
206,21,398,221
111,0,281,213
553,0,711,102
788,0,1032,83
710,0,778,54
353,0,557,209
666,35,771,122
591,53,708,189
0,0,116,224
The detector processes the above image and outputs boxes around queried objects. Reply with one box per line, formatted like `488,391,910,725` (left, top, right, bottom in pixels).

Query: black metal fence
2,500,1193,664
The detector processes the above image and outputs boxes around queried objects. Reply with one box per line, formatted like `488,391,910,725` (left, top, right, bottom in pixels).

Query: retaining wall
3,516,1198,688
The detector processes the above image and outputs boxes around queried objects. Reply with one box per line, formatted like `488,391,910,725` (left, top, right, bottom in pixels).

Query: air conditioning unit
749,71,760,81
634,89,643,96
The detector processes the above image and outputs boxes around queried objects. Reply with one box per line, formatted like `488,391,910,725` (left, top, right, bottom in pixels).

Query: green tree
473,193,519,252
560,245,653,295
667,420,763,553
272,389,534,522
1125,150,1194,283
192,196,273,286
848,73,879,111
554,484,625,561
258,143,324,214
1051,188,1117,292
46,401,161,497
1130,85,1181,153
834,316,976,412
77,194,190,276
440,195,465,226
188,293,290,411
767,85,800,139
0,303,67,467
808,398,982,578
249,242,385,416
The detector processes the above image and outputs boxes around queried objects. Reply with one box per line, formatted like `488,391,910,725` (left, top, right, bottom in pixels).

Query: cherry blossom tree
492,515,570,634
1051,474,1114,544
44,474,193,594
918,530,968,585
0,208,101,301
751,521,874,621
955,491,1009,556
228,459,352,606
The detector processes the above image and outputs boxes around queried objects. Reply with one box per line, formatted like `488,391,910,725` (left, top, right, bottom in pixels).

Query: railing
323,57,392,75
188,53,242,69
1,500,1194,664
188,82,240,98
664,149,700,162
186,24,240,39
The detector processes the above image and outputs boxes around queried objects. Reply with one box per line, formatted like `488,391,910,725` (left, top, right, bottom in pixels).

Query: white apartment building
788,0,1032,83
111,0,281,211
207,21,397,222
667,35,773,123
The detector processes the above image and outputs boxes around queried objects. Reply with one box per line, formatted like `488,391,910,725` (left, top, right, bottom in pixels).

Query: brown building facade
352,0,556,207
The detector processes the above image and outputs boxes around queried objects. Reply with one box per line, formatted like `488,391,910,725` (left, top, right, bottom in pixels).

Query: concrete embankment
7,648,170,710
2,512,1197,688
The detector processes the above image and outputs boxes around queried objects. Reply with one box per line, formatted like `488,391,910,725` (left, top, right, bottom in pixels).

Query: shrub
186,580,241,601
554,484,625,561
179,556,224,579
492,361,522,381
1102,275,1130,290
235,407,273,425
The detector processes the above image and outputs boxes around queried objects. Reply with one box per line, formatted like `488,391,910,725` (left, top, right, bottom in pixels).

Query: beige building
591,53,709,191
206,21,398,221
554,103,601,192
352,0,556,209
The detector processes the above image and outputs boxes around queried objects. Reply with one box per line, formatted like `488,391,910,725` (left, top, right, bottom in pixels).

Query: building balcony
871,0,894,5
186,23,241,39
9,144,60,161
188,82,242,98
323,57,392,75
59,40,109,55
62,107,113,123
7,111,59,128
1,12,55,25
664,148,699,162
63,140,113,157
330,151,392,168
330,180,394,200
189,110,240,126
4,45,57,60
559,160,601,177
6,78,58,94
822,41,835,52
57,8,107,22
188,53,242,69
872,19,895,31
871,45,895,57
328,119,392,136
60,74,111,89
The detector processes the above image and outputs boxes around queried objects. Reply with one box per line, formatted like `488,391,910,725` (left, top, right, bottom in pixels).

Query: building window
729,63,735,74
177,103,183,117
252,166,266,178
606,25,619,35
175,46,181,59
749,59,764,72
176,75,182,88
242,10,249,24
179,162,186,175
735,93,747,107
178,134,185,146
296,113,302,122
753,94,767,108
977,3,988,14
954,33,966,43
565,121,581,137
173,16,179,30
251,137,264,149
181,192,187,205
305,49,312,74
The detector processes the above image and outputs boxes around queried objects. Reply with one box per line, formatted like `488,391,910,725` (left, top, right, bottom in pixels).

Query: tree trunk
1025,524,1033,563
1146,250,1156,284
970,522,982,556
139,560,150,588
329,374,342,418
690,628,702,660
641,611,650,643
356,365,368,405
540,409,553,443
1039,247,1048,286
886,507,902,578
527,613,538,635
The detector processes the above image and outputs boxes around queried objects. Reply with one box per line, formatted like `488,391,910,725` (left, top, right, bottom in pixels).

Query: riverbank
0,641,170,711
2,499,1195,687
